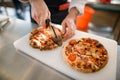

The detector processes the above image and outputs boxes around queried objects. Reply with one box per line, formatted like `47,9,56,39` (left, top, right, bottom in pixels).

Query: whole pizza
63,38,109,73
29,27,62,50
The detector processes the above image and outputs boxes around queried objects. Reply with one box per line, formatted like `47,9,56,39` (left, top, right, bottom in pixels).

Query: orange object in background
100,0,111,3
76,6,95,32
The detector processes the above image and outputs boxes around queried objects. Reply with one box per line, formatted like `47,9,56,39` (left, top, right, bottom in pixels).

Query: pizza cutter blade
45,19,62,46
51,25,62,46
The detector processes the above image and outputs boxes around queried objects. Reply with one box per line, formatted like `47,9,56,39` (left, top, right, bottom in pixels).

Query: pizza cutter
45,19,62,46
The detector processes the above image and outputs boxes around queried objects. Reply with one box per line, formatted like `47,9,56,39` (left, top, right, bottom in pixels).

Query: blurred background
0,0,30,22
0,0,120,80
0,0,120,43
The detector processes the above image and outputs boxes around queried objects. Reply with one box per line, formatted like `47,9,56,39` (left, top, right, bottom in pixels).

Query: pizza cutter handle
45,19,51,28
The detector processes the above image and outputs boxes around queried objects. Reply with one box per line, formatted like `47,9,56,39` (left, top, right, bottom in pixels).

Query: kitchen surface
0,17,120,80
0,0,120,80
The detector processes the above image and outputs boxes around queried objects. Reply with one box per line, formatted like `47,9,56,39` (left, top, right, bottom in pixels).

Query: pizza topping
65,51,70,56
77,63,81,68
69,39,77,45
65,45,72,52
30,39,41,48
86,51,91,56
68,54,76,62
75,46,81,54
82,56,89,62
96,43,103,48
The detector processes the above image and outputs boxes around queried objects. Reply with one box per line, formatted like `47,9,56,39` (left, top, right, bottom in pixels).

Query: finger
63,24,75,41
62,33,73,41
61,22,66,35
63,31,74,40
38,15,46,26
62,30,71,41
32,14,41,26
40,12,51,27
47,11,51,19
32,15,38,22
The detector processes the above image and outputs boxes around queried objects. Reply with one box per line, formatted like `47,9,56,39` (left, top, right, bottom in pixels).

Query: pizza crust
63,38,109,73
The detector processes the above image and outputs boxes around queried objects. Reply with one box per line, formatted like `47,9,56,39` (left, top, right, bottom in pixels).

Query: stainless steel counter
0,18,73,80
0,18,120,80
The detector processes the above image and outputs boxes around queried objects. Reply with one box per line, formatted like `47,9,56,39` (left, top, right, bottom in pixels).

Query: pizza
63,38,108,73
29,27,62,50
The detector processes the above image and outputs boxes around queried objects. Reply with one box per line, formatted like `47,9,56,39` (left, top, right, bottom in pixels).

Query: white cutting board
14,30,117,80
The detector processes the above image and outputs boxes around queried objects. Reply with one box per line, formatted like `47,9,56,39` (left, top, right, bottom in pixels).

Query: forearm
19,0,44,4
69,0,87,15
67,7,79,20
28,0,44,6
29,0,44,3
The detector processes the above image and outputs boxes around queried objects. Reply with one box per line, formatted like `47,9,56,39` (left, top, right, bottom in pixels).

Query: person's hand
62,15,76,41
62,7,79,41
30,0,50,27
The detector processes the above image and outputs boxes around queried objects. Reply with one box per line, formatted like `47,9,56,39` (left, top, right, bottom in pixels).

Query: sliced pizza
29,27,62,50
